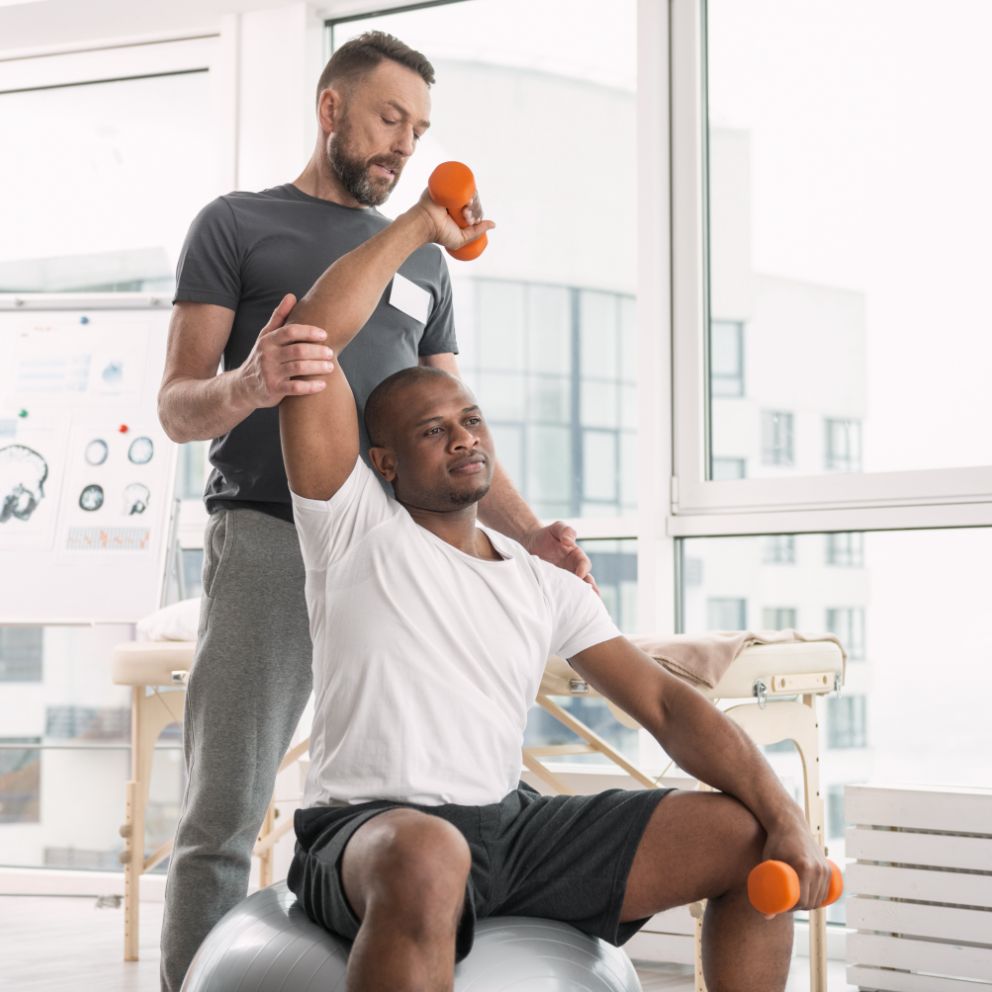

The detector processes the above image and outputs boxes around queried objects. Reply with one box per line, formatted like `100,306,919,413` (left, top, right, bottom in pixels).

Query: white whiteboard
0,295,177,623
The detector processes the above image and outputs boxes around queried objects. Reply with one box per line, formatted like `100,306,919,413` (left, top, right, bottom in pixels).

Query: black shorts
288,782,672,961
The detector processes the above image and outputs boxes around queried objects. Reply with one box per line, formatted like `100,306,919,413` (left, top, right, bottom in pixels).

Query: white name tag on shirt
389,273,432,325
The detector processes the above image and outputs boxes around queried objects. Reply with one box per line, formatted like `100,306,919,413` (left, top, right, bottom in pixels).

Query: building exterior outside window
710,320,745,396
707,597,748,630
763,607,798,630
455,278,636,521
824,417,863,472
826,607,866,660
827,695,868,749
0,628,43,682
763,534,796,565
761,410,794,466
826,531,865,567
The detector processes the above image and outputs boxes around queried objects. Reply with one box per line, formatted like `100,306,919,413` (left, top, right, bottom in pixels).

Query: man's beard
327,118,400,207
444,482,491,507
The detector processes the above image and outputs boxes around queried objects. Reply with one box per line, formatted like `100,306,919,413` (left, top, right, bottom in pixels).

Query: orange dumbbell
427,161,488,261
747,859,843,916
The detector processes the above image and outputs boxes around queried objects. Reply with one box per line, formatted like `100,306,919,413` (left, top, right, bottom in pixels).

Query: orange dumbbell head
748,860,801,916
748,859,844,916
428,161,477,211
428,161,489,261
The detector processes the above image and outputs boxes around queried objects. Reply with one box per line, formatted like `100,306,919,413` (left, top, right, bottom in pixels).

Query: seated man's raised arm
279,194,493,500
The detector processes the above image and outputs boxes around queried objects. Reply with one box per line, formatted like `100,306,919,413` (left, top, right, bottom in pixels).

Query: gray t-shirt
174,183,457,522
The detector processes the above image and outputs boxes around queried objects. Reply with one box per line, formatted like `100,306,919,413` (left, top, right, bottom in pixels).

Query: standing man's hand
237,293,336,408
524,522,600,594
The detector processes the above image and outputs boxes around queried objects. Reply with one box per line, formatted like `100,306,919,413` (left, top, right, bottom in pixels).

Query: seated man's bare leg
340,809,471,992
621,791,793,992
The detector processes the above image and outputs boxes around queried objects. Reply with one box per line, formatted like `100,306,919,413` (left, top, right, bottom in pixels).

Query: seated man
278,191,831,992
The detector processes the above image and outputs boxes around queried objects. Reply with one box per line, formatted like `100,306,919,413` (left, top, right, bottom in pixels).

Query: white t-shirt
291,458,621,808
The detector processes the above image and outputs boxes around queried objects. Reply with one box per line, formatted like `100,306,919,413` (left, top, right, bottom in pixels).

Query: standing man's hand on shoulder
524,522,600,594
237,294,337,409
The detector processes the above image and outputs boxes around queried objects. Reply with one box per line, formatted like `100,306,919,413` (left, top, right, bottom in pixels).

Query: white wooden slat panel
846,964,992,992
643,907,695,936
846,827,992,871
849,933,992,983
846,786,992,835
847,863,992,908
847,897,992,944
623,929,695,965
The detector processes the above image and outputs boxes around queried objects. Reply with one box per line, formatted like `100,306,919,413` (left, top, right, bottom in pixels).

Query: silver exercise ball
181,882,642,992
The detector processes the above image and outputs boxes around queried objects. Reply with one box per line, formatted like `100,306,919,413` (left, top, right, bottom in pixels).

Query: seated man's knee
357,812,471,925
712,795,766,874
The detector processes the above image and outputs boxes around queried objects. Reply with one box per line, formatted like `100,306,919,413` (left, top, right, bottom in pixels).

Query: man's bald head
364,365,458,449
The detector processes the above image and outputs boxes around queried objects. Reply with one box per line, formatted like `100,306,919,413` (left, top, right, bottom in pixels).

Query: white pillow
136,597,201,642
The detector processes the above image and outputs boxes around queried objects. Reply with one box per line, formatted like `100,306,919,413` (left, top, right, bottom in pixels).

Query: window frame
669,0,992,534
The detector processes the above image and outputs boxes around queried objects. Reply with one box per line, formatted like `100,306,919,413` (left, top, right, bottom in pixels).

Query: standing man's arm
157,300,332,444
421,350,595,586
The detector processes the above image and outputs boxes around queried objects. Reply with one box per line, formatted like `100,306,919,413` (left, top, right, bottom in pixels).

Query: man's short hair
364,366,454,448
316,31,435,105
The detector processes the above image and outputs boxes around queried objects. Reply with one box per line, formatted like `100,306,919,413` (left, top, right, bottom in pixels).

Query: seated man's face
373,376,495,512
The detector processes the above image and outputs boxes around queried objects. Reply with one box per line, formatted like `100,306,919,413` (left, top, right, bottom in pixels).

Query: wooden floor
0,895,854,991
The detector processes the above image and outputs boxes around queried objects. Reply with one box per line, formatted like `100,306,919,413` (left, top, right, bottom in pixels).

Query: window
456,280,636,519
824,418,862,473
697,0,992,485
825,607,865,661
332,1,637,523
761,410,794,466
0,63,218,293
763,535,796,565
826,532,864,567
707,597,747,630
710,320,744,396
827,696,867,749
762,607,797,631
0,628,43,682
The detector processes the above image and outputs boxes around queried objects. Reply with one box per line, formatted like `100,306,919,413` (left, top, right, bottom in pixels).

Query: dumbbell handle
747,859,843,916
427,161,488,261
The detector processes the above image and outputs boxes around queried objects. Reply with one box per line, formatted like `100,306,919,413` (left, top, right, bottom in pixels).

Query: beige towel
629,629,847,691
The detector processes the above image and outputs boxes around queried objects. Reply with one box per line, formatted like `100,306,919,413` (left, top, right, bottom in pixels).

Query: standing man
157,31,592,992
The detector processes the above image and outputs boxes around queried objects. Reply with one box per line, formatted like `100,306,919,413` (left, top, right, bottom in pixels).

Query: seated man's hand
524,522,600,594
412,188,494,254
760,815,833,918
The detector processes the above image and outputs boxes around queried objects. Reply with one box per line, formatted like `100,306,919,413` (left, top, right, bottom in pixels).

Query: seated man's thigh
621,790,765,921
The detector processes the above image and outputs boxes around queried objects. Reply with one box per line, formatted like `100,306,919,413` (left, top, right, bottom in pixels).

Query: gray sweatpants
160,507,312,992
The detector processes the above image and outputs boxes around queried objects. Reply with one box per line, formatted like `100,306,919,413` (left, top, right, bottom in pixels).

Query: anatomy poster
0,303,176,622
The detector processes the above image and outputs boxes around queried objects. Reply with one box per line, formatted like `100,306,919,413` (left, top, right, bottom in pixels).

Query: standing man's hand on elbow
236,293,336,409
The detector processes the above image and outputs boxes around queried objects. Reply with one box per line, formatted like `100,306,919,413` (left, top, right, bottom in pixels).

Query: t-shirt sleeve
173,196,241,309
537,560,623,659
290,458,398,571
418,250,458,357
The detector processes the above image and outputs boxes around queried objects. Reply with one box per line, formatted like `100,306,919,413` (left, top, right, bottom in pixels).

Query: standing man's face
325,60,432,207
